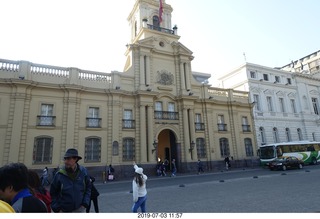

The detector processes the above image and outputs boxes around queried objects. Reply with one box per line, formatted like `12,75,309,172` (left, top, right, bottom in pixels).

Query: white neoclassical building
217,51,320,147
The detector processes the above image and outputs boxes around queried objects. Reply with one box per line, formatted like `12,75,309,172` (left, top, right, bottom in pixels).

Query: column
189,108,196,160
140,55,145,85
183,108,190,161
180,62,186,90
147,105,155,161
140,104,147,162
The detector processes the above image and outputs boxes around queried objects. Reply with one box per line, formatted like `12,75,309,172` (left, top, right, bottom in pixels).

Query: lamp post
189,141,195,160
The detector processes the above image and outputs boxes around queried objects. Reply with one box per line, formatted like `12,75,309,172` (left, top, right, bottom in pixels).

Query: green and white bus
258,141,320,166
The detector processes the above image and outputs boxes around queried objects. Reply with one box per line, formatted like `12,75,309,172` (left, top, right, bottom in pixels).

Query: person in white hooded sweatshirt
132,161,148,213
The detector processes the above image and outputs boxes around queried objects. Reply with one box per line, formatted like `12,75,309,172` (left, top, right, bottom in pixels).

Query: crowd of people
0,147,231,213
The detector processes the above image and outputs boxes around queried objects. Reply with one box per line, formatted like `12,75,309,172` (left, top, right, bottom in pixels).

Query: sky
1,0,320,84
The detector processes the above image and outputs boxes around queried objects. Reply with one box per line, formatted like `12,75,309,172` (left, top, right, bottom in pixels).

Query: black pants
86,197,99,213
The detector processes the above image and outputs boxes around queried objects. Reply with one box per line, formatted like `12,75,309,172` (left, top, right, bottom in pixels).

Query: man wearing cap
50,148,91,213
132,161,148,213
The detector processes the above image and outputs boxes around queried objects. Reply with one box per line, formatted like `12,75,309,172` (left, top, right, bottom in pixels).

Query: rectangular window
253,94,261,111
263,74,269,81
155,102,162,111
87,107,100,127
168,103,175,120
168,103,175,112
250,71,256,78
122,138,135,161
217,115,227,131
267,96,273,112
155,102,162,119
123,110,134,128
39,104,54,126
279,98,285,112
85,138,101,162
196,138,207,159
287,78,292,85
312,98,319,115
195,113,203,131
290,99,297,113
275,76,280,83
33,137,53,164
242,116,250,132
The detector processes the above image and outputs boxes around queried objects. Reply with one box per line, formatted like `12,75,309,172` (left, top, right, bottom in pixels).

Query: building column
189,108,196,160
140,55,145,85
183,108,190,161
140,104,147,163
147,105,155,162
180,62,186,90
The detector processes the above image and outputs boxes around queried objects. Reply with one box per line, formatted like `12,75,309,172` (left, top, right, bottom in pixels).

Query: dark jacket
89,176,99,198
12,189,48,213
50,164,91,212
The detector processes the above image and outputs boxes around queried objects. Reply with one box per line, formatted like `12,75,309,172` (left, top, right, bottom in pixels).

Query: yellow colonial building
0,0,257,178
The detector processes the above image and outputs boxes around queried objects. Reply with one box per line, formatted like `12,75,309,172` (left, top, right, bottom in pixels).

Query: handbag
108,174,114,180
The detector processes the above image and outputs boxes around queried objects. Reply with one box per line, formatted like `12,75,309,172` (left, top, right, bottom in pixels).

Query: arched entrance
156,129,179,172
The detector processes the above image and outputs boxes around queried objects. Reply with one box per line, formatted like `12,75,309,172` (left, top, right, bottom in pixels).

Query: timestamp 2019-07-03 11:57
137,213,183,218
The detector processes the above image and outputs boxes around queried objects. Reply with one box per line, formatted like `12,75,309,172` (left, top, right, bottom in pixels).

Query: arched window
112,141,119,156
153,15,160,27
33,136,53,164
196,138,207,159
85,137,101,162
219,138,230,157
244,138,253,156
285,128,291,142
259,127,266,144
297,128,303,141
123,138,135,161
273,127,279,143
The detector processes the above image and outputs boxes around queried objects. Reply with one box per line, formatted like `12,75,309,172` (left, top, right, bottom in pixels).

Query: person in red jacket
28,169,52,212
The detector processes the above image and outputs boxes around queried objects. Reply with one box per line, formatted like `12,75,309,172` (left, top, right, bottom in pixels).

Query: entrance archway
156,129,179,171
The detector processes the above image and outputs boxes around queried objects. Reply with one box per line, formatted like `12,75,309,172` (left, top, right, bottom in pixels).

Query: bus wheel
311,158,317,165
282,165,287,171
298,164,303,169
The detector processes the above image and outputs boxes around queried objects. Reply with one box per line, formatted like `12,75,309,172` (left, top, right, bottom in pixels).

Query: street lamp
189,141,195,152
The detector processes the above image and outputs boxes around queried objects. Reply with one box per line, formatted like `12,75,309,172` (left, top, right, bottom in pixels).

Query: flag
159,0,163,23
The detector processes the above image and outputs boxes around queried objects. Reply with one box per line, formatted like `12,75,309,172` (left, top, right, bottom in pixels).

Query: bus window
314,144,320,151
276,147,283,157
307,145,315,151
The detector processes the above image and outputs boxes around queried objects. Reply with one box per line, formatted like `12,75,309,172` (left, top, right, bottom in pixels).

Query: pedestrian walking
86,176,99,213
107,164,115,181
132,161,148,213
197,159,204,174
41,167,50,186
28,169,52,212
50,148,91,213
224,156,230,170
0,162,48,212
171,159,177,177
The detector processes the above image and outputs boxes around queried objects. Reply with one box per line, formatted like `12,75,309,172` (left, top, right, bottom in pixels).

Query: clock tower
124,0,194,94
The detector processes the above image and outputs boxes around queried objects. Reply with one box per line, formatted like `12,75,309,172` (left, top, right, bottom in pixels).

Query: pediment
263,89,274,95
276,91,285,96
171,41,193,56
287,92,296,98
309,90,320,95
251,86,263,93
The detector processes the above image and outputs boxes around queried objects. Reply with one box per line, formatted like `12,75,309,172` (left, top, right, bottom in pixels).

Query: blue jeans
132,195,147,213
